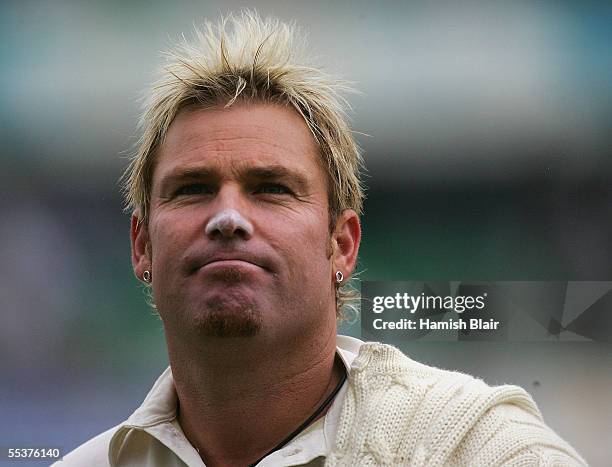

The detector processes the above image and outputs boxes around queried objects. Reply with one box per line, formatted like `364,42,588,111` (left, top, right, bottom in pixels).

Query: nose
205,208,253,240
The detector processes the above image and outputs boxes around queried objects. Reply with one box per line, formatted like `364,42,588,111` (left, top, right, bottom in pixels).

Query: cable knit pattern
325,342,587,467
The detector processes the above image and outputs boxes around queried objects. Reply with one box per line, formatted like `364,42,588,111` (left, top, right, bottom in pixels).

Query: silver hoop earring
143,270,151,283
335,270,344,283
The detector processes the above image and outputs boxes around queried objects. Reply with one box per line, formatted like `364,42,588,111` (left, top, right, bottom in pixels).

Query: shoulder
453,401,588,466
332,342,586,466
52,425,119,467
348,341,489,397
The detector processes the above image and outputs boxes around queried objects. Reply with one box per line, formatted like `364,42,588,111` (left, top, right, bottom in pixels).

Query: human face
132,104,338,340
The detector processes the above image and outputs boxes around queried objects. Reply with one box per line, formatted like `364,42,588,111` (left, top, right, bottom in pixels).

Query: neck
168,324,342,467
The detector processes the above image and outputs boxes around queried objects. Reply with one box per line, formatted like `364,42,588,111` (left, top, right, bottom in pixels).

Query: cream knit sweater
326,342,587,466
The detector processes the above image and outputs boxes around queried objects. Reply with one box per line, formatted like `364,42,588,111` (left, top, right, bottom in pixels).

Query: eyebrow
246,165,310,191
157,164,310,194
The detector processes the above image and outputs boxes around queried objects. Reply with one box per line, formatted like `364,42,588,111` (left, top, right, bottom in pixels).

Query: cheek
148,211,198,264
275,216,332,276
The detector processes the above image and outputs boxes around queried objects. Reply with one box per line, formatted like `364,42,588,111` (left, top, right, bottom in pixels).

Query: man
58,11,586,467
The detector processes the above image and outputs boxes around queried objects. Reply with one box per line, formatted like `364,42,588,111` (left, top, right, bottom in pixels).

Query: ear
130,211,151,282
331,209,361,280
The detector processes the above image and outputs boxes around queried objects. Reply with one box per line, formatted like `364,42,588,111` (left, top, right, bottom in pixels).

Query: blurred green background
1,1,610,465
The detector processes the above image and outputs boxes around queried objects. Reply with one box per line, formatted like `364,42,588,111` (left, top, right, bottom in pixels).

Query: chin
189,300,263,338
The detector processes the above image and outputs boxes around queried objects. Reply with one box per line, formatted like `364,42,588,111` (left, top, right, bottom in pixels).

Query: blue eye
176,184,212,196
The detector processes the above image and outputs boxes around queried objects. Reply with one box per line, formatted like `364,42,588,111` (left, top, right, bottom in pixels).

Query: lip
203,259,262,269
190,253,271,274
195,259,266,278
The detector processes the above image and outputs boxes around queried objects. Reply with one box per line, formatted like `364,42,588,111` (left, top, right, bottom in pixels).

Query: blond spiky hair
122,10,364,316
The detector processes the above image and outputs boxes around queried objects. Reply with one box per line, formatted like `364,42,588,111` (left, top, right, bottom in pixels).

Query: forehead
153,103,324,183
